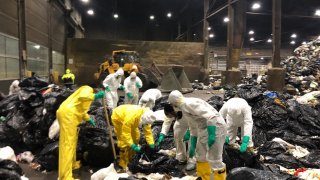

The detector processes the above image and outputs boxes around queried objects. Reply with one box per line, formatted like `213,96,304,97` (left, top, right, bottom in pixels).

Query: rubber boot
196,162,212,180
213,167,226,180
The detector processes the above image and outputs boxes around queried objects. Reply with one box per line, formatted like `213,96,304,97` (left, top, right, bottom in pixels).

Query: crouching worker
56,86,105,180
219,97,254,153
138,88,162,109
155,104,196,171
111,105,156,172
168,90,227,180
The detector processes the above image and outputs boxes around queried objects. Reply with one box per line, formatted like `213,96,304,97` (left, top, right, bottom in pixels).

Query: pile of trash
0,146,28,179
282,39,320,95
0,77,114,172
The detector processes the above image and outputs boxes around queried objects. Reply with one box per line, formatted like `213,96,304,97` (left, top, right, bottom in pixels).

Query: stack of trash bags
0,76,114,172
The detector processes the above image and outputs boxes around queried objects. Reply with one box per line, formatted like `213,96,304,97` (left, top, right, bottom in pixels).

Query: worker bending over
155,104,196,171
168,90,227,180
138,88,162,109
124,72,142,104
9,80,20,95
102,68,125,110
111,105,156,172
219,97,253,153
61,69,75,89
56,86,105,180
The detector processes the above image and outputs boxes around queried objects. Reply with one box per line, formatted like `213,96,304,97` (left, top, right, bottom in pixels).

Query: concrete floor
20,90,219,179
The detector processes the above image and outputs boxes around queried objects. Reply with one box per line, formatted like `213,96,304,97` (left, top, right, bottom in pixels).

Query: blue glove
156,133,165,146
207,126,216,148
240,136,250,153
126,92,134,99
105,86,111,92
136,82,141,88
183,130,190,142
87,118,96,127
94,91,105,100
189,136,197,158
131,144,141,153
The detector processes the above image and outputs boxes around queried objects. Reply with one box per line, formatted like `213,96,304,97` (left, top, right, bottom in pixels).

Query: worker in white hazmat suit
102,68,125,109
168,90,227,180
155,104,196,171
124,72,142,104
9,80,20,95
219,97,253,153
138,89,162,109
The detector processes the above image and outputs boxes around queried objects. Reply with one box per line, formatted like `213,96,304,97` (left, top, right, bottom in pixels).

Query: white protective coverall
102,68,124,109
156,109,196,168
138,89,162,109
9,80,20,95
124,72,142,104
168,90,227,180
219,97,254,147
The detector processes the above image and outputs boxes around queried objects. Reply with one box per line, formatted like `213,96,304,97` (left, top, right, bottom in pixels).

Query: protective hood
130,72,137,79
227,103,242,118
115,68,124,76
66,69,71,74
168,90,185,107
139,110,156,126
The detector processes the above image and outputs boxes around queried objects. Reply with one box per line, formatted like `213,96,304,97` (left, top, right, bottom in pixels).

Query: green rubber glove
119,85,125,91
149,144,155,149
156,133,165,146
126,92,134,99
94,91,105,100
131,144,141,153
189,136,197,158
136,82,141,88
183,130,190,142
105,86,111,92
87,118,96,127
240,136,250,153
207,126,216,148
225,136,230,144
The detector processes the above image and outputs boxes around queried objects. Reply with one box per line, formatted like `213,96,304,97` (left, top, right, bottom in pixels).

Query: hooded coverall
56,86,95,180
111,105,155,169
168,90,227,180
9,80,20,95
102,68,124,109
219,97,254,148
124,73,142,104
138,88,162,109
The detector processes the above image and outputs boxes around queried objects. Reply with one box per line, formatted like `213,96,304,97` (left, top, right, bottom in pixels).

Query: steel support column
17,0,27,78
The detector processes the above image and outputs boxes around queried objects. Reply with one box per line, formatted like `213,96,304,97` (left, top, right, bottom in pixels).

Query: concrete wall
66,38,204,85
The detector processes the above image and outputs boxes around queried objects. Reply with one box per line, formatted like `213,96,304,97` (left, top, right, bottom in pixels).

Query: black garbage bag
35,141,59,171
264,154,302,169
0,160,23,180
6,110,30,131
259,141,286,157
19,76,48,89
151,121,175,150
227,167,298,180
0,122,22,149
18,89,44,108
207,95,224,111
299,150,320,168
78,127,114,167
0,94,19,116
252,126,267,147
282,131,319,150
153,95,169,111
237,85,263,103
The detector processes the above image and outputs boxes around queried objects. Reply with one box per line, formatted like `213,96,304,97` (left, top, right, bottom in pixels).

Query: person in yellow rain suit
56,86,105,180
111,104,156,171
62,69,75,89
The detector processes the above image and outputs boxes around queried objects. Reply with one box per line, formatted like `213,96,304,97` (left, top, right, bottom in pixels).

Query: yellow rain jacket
56,86,95,180
62,69,75,84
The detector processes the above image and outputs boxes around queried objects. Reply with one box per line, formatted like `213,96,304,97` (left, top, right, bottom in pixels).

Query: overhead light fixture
87,9,94,15
315,9,320,16
290,40,296,45
302,41,307,45
209,34,214,38
193,33,196,36
149,15,155,20
33,45,40,49
252,2,261,10
208,27,211,31
52,51,56,54
167,12,172,18
113,13,119,19
267,39,272,43
223,17,229,23
260,57,264,60
248,30,254,35
81,0,89,3
250,37,255,41
291,33,297,38
318,35,320,39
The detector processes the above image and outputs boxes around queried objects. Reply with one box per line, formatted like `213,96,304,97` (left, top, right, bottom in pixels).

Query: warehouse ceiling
74,0,320,47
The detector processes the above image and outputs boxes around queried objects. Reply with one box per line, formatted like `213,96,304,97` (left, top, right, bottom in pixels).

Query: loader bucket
159,65,193,93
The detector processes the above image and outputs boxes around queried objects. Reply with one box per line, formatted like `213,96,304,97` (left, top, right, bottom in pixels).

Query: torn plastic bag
207,95,224,111
19,76,48,89
227,167,298,180
0,160,23,180
259,141,286,157
299,150,320,168
263,154,302,169
34,141,59,171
